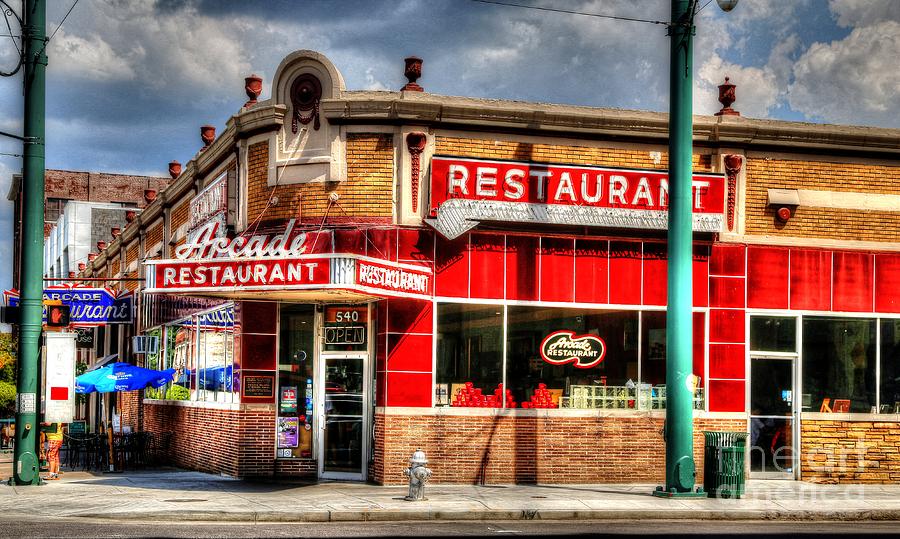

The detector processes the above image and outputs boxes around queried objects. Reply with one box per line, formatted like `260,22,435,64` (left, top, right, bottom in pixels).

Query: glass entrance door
318,353,367,480
750,356,796,479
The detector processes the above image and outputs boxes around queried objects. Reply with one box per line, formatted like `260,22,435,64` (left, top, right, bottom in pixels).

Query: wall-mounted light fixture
767,188,800,223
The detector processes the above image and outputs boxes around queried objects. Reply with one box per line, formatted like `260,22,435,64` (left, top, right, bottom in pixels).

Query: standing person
44,422,64,480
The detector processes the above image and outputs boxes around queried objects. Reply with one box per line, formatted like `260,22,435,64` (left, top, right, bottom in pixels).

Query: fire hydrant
403,449,432,501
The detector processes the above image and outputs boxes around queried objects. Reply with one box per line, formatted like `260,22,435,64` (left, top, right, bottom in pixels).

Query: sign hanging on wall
145,255,433,300
3,286,134,326
188,173,228,235
540,330,606,369
426,156,726,239
44,333,77,423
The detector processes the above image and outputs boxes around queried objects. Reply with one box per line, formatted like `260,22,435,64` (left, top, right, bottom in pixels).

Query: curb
66,508,900,523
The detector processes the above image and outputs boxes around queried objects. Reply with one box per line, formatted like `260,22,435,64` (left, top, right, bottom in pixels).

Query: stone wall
801,419,900,483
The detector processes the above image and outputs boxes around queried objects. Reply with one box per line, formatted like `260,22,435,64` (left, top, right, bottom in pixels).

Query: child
44,422,64,480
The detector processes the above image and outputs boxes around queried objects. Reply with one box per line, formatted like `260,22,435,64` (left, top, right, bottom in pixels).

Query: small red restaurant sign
149,257,330,289
145,255,432,299
426,156,726,239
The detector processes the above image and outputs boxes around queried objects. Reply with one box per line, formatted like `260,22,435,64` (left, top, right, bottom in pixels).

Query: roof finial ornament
715,76,739,116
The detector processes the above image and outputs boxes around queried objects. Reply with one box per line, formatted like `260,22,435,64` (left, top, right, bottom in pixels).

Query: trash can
703,431,747,498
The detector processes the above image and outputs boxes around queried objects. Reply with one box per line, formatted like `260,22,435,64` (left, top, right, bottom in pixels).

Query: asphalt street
2,518,900,538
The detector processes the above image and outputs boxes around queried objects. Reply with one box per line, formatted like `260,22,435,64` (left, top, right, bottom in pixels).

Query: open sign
324,326,365,345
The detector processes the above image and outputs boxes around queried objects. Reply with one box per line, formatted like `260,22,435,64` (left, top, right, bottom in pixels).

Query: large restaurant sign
144,219,433,299
426,156,726,239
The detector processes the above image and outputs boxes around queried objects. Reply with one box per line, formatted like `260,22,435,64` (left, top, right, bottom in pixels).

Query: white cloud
788,20,900,126
363,67,389,91
49,29,138,82
829,0,900,27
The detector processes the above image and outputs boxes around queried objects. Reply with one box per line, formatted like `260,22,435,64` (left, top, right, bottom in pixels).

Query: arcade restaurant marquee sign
143,220,433,300
425,156,726,239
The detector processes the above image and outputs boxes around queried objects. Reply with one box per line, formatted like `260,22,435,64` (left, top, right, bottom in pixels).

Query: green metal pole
12,0,46,486
663,0,697,495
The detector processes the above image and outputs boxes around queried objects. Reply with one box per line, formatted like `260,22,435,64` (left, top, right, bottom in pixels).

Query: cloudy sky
0,0,899,294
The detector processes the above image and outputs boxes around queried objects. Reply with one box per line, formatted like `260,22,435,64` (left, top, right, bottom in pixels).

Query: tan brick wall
801,420,900,484
745,159,900,242
435,137,713,172
372,413,744,485
126,242,138,266
246,141,270,223
170,201,189,238
123,276,139,293
146,223,163,254
169,237,185,259
110,256,120,276
246,134,394,224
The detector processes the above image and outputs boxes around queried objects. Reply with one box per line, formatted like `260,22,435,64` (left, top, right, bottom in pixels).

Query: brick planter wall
372,411,745,485
801,419,900,483
142,402,306,479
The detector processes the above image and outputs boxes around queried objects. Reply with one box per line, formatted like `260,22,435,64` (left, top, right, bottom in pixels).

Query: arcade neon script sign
540,331,606,369
426,156,726,239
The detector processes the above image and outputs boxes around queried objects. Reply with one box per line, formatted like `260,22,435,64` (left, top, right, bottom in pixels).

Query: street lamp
654,0,737,498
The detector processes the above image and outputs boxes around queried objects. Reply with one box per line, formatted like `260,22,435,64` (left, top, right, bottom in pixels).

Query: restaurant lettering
357,261,431,295
427,157,726,239
153,258,328,290
176,219,308,260
540,330,606,369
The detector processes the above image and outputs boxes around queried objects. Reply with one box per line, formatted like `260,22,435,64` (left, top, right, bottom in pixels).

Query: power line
470,0,668,26
34,0,79,60
47,0,79,44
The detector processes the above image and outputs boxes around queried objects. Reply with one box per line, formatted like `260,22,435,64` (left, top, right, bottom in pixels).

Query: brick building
78,50,900,485
7,169,169,287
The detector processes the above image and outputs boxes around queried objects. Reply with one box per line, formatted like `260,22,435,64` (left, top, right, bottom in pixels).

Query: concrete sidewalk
2,466,900,523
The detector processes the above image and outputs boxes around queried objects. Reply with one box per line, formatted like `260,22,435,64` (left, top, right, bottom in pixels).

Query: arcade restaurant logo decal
540,330,606,369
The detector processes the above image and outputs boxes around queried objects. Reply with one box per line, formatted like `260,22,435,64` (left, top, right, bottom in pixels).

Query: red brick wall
143,403,289,478
117,391,141,431
372,412,745,485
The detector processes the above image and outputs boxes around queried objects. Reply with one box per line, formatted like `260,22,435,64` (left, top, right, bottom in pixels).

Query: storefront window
143,327,165,399
506,306,638,409
277,304,315,459
165,317,196,400
879,319,900,414
196,305,235,403
750,316,797,353
802,317,876,414
435,304,503,406
436,304,705,410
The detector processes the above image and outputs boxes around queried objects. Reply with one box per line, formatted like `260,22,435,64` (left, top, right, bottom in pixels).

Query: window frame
434,300,709,412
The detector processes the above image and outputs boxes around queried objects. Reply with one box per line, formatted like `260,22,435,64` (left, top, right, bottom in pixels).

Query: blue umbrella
76,362,176,394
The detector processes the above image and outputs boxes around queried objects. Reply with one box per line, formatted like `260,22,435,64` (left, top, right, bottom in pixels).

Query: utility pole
12,0,46,486
654,0,702,498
